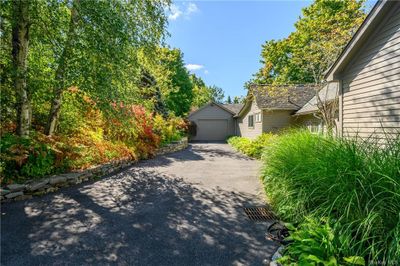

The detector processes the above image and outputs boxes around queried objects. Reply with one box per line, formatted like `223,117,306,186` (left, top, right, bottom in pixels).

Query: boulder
0,188,10,196
62,172,83,181
49,175,67,185
5,191,24,199
26,179,49,192
7,184,26,192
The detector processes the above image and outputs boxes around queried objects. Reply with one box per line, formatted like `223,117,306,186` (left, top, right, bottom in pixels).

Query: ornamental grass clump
262,130,400,263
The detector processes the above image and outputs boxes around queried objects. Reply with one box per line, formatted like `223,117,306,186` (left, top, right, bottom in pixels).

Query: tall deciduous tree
209,85,224,103
45,0,169,135
45,0,79,135
142,47,193,116
11,0,31,136
250,0,366,85
190,74,225,107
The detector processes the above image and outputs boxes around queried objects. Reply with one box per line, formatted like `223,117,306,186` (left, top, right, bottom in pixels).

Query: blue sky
166,0,311,99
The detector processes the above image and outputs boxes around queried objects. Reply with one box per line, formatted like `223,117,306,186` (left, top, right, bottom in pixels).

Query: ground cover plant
262,130,400,264
227,133,276,159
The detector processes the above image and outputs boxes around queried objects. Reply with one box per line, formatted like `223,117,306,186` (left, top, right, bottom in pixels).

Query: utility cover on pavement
244,206,278,222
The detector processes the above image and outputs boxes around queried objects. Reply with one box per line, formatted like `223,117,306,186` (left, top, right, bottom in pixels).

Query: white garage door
197,119,229,141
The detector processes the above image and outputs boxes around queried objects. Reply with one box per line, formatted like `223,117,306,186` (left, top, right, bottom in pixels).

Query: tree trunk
12,0,31,137
45,0,79,136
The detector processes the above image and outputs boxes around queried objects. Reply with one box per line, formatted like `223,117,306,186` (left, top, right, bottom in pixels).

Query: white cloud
168,5,182,21
185,64,204,71
168,2,199,21
186,3,199,15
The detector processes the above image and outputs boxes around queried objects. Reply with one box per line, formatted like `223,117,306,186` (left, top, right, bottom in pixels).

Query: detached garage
188,102,243,141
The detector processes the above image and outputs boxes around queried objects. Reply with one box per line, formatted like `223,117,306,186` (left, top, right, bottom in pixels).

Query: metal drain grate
244,206,278,222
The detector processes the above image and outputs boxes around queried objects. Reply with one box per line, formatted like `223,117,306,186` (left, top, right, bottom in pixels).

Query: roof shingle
222,103,244,115
251,84,317,110
296,82,339,115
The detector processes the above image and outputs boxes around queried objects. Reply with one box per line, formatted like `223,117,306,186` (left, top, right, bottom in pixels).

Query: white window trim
255,112,262,123
248,115,254,128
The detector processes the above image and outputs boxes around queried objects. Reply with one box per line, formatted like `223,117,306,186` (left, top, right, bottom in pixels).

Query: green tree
233,96,245,104
209,85,224,103
143,47,193,116
226,96,232,104
190,74,209,107
44,0,170,135
250,0,366,85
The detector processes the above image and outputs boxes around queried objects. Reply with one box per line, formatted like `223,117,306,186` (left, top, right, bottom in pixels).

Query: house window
255,113,262,123
248,115,254,128
307,121,324,134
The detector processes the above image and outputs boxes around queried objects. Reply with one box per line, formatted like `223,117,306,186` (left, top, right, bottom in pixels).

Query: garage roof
222,104,244,115
188,102,237,117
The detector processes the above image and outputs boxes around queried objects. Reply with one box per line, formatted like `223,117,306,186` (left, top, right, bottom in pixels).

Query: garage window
248,115,254,128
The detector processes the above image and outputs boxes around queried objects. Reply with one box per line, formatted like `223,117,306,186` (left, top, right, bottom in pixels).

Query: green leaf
343,256,365,266
285,222,296,231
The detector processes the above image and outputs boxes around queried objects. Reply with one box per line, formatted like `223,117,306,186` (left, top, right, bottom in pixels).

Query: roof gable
188,102,235,118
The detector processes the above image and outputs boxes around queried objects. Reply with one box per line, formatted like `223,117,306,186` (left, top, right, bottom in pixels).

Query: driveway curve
1,143,277,266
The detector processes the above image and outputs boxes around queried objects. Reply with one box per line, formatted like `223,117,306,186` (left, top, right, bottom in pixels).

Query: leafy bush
1,88,188,184
0,133,65,183
279,217,365,265
227,133,276,158
262,130,400,263
227,136,252,155
153,114,187,146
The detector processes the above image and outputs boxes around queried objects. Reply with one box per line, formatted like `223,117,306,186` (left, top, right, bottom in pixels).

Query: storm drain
243,206,278,222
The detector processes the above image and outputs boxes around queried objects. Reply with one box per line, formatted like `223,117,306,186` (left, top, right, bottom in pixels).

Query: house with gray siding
236,85,316,139
188,102,243,141
324,0,400,141
188,84,315,141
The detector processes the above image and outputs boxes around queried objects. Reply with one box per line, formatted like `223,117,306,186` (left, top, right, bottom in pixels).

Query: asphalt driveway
1,143,277,266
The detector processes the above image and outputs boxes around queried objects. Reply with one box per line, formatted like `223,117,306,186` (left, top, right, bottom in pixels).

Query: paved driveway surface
1,144,277,265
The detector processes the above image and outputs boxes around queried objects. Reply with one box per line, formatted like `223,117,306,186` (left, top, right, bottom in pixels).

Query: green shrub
0,133,59,183
279,217,365,265
227,136,252,155
153,114,186,146
262,130,400,263
227,133,276,159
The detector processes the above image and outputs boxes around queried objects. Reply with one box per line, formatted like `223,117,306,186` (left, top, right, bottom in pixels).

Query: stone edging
0,137,188,204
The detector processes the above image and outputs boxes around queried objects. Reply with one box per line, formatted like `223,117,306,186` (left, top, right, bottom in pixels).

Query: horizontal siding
343,64,400,88
344,90,400,105
343,116,400,123
237,99,263,139
343,56,400,86
343,37,400,77
343,95,400,111
189,104,235,141
343,82,400,98
341,4,400,140
345,108,400,118
262,110,293,133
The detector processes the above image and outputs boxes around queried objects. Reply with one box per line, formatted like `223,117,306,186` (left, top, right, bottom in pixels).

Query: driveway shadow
140,144,253,169
1,168,276,265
